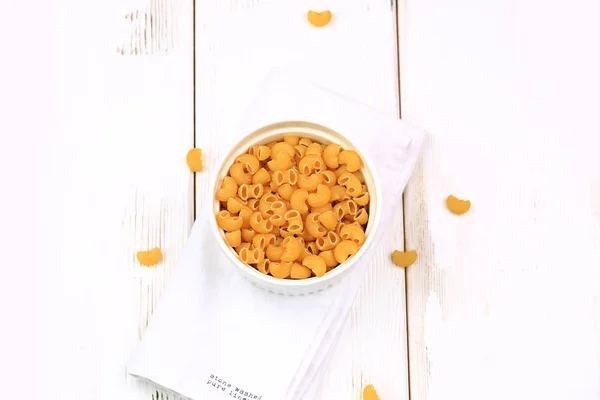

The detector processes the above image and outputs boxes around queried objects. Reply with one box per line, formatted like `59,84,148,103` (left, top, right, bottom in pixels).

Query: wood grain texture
17,0,194,399
399,0,600,399
19,0,600,399
194,1,408,399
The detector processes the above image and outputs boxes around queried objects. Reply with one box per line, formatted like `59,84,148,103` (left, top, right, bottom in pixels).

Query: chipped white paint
9,0,193,398
400,0,600,399
117,0,182,55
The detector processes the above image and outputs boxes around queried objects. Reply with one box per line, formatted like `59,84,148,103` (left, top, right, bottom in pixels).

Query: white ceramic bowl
210,121,382,296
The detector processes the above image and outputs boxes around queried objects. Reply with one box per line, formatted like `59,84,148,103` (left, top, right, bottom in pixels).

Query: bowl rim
209,120,383,288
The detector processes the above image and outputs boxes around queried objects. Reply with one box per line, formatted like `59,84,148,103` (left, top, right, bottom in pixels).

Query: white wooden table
10,0,600,399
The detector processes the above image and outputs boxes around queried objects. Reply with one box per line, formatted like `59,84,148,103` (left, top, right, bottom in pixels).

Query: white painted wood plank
399,0,600,399
2,0,194,398
195,1,408,399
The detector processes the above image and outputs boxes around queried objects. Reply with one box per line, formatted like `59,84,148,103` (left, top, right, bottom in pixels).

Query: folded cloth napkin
127,69,425,400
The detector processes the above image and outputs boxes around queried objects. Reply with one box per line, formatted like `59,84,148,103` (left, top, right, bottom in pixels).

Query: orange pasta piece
186,148,203,172
363,384,380,400
136,247,162,266
446,195,471,215
307,10,332,27
391,250,417,267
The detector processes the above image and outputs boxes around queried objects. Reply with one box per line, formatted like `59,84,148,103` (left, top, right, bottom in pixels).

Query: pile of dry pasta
215,135,370,279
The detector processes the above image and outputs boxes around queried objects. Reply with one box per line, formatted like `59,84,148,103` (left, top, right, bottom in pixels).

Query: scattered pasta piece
446,195,471,215
391,249,417,267
136,247,162,266
307,10,332,27
215,135,370,279
186,148,203,172
363,384,380,400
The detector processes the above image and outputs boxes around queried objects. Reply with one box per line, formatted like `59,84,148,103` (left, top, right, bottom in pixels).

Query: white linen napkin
127,69,425,400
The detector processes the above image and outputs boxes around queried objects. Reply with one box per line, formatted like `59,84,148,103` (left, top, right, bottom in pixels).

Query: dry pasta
253,233,276,250
247,198,260,211
310,203,333,214
283,134,299,146
249,145,271,161
225,230,242,247
229,162,252,185
277,183,297,200
290,189,309,214
302,255,327,277
294,144,307,162
323,143,341,169
239,246,264,264
241,228,256,243
266,244,284,261
321,170,337,187
290,263,312,279
298,173,322,191
239,207,253,229
227,197,246,214
334,240,358,263
281,236,303,262
317,210,338,230
305,142,323,156
307,184,331,208
334,200,358,220
269,261,293,279
235,242,251,255
257,259,270,275
338,172,361,197
318,250,338,269
306,241,319,255
302,230,316,242
259,193,278,218
215,135,371,279
285,210,304,235
354,191,369,206
337,150,362,172
353,208,369,225
330,185,349,202
340,222,366,246
305,212,327,238
252,167,271,185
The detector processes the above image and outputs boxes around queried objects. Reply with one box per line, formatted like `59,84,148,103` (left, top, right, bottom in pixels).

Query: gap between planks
393,1,414,400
